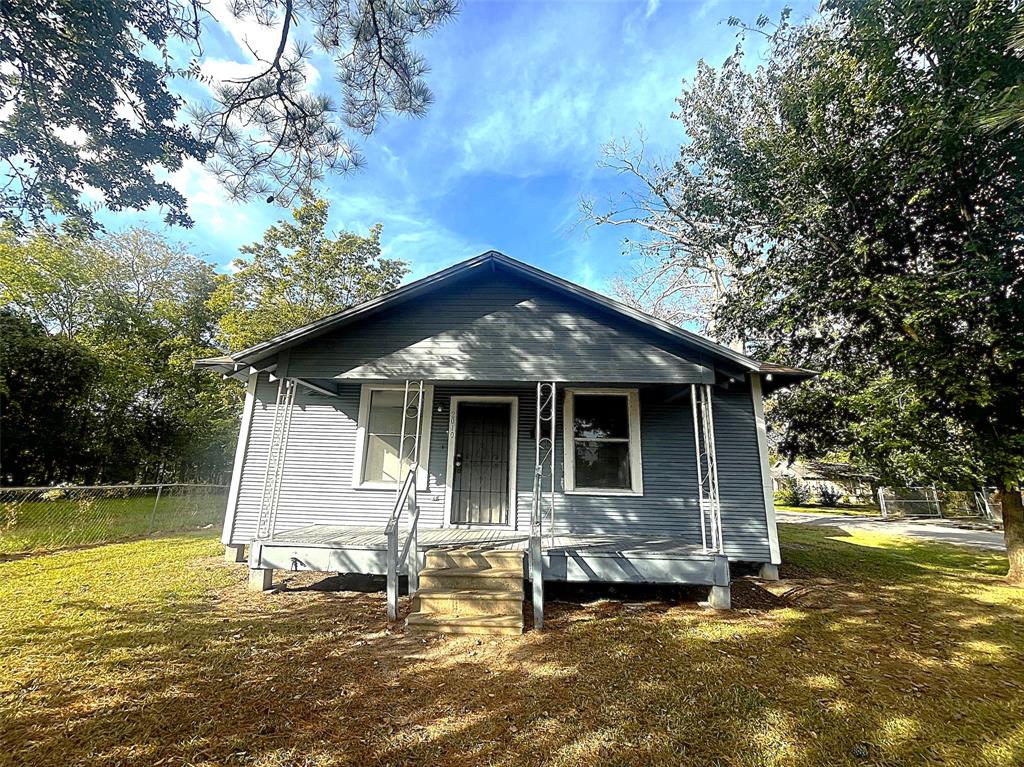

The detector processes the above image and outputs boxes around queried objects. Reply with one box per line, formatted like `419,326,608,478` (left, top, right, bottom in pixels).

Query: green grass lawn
775,504,881,516
0,490,224,554
2,526,1023,767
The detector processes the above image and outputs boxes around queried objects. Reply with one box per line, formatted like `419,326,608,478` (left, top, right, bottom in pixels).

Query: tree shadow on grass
3,528,1024,767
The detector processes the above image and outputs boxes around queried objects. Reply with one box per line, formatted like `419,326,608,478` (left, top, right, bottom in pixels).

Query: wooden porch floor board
265,524,713,559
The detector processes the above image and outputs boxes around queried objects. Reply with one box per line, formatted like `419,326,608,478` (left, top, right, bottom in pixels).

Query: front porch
245,524,730,597
235,377,739,628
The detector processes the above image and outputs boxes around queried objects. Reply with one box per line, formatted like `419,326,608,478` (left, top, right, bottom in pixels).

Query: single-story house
198,252,814,634
771,460,879,505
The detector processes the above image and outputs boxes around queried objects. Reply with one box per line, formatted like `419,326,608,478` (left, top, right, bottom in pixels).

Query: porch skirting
247,525,730,588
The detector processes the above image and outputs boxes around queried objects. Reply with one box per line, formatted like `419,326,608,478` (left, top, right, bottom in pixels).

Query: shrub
776,480,812,507
818,485,842,507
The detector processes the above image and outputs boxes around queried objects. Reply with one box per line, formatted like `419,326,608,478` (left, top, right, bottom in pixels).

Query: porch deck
248,525,729,586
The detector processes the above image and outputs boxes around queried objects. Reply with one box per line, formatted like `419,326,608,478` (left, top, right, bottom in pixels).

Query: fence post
147,484,163,536
932,486,942,518
878,487,887,519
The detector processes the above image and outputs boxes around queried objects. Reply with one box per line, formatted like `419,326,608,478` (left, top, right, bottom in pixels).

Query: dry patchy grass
2,527,1023,767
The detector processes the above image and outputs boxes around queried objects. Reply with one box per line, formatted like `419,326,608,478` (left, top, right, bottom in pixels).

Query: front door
451,402,511,525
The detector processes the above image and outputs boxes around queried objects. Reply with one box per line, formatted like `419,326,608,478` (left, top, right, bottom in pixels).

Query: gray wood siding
227,378,772,562
535,388,703,541
231,376,448,544
711,384,773,562
284,272,714,384
514,384,770,561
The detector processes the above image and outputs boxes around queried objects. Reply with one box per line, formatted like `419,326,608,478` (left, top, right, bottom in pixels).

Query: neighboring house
198,252,814,634
771,460,878,505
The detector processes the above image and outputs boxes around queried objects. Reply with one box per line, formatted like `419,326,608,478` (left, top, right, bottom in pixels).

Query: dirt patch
731,578,792,609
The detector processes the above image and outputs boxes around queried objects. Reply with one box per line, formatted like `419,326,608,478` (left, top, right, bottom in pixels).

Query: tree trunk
1002,485,1024,585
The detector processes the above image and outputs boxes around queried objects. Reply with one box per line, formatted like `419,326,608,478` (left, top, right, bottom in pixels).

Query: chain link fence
878,486,1002,522
0,484,228,555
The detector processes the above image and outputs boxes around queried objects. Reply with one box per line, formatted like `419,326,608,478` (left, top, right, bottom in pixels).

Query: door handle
454,453,463,470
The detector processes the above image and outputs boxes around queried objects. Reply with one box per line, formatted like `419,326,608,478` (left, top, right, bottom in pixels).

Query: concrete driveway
776,511,1006,551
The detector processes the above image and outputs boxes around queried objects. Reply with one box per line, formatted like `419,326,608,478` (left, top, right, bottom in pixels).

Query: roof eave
231,252,497,365
758,364,818,394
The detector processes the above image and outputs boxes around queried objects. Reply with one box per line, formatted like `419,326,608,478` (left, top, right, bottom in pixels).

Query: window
354,385,433,489
563,389,642,495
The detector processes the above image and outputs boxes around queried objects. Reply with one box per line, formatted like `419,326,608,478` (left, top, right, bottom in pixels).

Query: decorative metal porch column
690,383,724,554
531,381,556,629
256,377,297,540
397,380,425,487
389,380,425,606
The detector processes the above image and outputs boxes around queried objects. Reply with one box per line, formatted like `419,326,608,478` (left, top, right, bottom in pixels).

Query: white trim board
352,383,434,491
751,374,782,565
562,388,644,497
443,395,519,530
222,372,258,545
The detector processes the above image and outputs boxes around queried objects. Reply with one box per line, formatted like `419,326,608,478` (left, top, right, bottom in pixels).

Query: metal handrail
386,464,419,621
385,465,417,536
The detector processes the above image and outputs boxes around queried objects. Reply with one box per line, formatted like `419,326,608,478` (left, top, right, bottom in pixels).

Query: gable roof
197,251,814,386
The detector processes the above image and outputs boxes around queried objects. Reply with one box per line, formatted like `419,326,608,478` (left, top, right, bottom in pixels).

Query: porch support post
248,568,273,591
530,530,543,628
691,384,708,551
758,563,780,581
708,584,731,609
387,524,399,621
531,380,555,630
693,384,724,554
701,384,724,554
707,554,731,609
256,377,296,541
408,491,419,595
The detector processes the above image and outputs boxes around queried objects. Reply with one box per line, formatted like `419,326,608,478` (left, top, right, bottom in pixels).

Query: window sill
563,489,644,497
352,482,427,492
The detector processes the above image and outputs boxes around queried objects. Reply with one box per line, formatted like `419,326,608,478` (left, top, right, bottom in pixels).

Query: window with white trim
563,389,642,494
354,385,432,489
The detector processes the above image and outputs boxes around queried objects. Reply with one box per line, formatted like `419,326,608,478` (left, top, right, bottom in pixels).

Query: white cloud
200,56,264,84
696,0,727,21
426,8,694,182
201,55,321,91
206,0,284,62
323,188,486,281
160,159,275,265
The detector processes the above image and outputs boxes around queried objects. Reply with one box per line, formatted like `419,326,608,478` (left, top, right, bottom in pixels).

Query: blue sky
99,0,817,292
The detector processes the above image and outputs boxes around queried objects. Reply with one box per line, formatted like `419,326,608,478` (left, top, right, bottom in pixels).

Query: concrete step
412,588,524,617
406,612,524,636
419,566,525,592
424,548,525,571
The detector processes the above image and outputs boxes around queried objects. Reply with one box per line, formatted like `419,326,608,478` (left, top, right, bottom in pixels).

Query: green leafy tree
590,0,1024,580
0,227,239,483
82,229,240,481
212,196,407,350
0,226,97,337
983,17,1024,131
0,311,99,485
0,0,458,231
